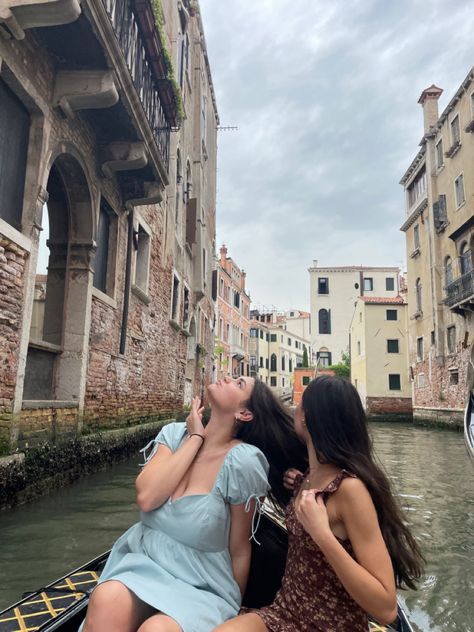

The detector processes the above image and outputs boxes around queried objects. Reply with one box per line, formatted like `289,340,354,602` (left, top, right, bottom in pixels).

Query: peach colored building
215,245,250,379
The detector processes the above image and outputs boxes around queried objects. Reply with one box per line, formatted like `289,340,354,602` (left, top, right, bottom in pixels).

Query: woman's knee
82,581,138,632
137,614,182,632
88,580,130,610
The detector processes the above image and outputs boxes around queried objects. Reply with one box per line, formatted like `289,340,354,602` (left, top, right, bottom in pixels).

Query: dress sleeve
139,422,186,465
222,444,270,505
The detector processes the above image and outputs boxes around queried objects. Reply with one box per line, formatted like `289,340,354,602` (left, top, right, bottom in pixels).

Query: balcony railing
103,0,170,169
445,268,474,308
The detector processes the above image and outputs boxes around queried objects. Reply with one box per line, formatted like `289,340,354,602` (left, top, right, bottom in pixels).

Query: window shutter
328,352,332,366
185,197,197,246
211,269,217,301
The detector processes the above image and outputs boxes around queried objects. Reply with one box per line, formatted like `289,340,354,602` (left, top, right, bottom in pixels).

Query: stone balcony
230,344,246,361
445,269,474,313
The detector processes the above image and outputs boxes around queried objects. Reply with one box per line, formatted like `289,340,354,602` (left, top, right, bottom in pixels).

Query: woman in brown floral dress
214,375,424,632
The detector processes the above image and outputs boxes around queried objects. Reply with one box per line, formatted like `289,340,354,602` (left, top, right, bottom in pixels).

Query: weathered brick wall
0,238,27,451
366,396,413,415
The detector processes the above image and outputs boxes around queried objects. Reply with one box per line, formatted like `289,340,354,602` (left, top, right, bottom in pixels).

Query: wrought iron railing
445,268,474,307
103,0,170,169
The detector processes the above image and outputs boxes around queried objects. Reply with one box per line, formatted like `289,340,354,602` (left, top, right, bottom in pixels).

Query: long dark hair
236,380,307,510
302,375,424,590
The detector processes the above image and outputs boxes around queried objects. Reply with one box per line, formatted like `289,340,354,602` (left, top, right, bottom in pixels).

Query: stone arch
23,151,95,407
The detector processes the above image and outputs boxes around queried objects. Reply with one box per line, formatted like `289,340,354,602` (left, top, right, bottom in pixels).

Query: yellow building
400,71,474,426
350,297,412,418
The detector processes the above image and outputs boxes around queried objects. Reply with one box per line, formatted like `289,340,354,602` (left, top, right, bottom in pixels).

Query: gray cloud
200,0,474,309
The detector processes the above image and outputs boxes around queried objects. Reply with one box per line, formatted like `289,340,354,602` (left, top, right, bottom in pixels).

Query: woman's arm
136,397,205,512
228,502,255,597
296,479,397,625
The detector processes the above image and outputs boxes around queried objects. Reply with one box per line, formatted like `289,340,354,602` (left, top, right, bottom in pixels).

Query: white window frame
132,215,152,297
435,138,444,170
170,270,182,324
454,173,465,209
450,113,460,145
416,336,424,362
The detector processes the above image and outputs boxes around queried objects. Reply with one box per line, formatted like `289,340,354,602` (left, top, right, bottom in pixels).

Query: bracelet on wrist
189,433,205,442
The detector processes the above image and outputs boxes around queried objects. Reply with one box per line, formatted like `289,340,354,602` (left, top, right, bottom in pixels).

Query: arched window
415,278,422,313
318,308,331,334
460,241,472,275
445,256,453,286
270,353,277,372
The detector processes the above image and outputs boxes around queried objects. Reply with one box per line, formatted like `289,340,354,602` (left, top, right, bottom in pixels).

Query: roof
359,296,406,305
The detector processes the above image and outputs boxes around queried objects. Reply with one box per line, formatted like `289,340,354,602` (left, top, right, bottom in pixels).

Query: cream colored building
309,263,400,367
350,297,412,418
249,314,307,401
400,72,474,426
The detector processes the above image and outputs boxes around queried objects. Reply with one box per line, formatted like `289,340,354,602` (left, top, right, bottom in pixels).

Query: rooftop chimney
219,243,227,268
418,85,443,134
240,269,246,291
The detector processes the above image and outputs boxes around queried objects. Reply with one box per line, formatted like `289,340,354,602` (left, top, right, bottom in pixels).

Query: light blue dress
81,422,270,632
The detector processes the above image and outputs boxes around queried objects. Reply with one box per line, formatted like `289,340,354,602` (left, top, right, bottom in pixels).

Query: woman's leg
82,580,156,632
137,614,183,632
213,613,268,631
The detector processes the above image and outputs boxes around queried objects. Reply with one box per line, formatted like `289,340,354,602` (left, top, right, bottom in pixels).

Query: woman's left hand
295,490,333,544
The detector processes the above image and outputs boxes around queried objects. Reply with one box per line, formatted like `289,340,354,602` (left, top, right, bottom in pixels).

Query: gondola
0,510,414,632
465,382,474,462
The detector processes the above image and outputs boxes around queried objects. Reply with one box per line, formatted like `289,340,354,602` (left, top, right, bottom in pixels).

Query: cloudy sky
199,0,474,311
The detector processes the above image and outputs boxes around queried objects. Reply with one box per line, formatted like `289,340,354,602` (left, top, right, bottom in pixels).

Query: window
460,242,472,275
407,167,426,208
233,291,240,309
363,277,373,291
389,374,401,390
265,358,269,370
416,337,424,361
357,341,361,355
302,376,310,386
436,139,444,169
282,377,285,387
431,330,435,346
134,224,151,293
413,225,420,250
445,256,453,286
447,326,456,354
201,92,208,153
387,339,399,353
318,309,331,334
287,337,291,346
417,373,426,388
317,351,331,367
270,376,277,387
266,333,269,341
289,358,293,372
171,275,180,322
202,248,207,285
260,330,264,339
385,277,395,291
449,370,459,385
183,287,190,328
0,79,30,229
450,114,460,145
386,309,397,321
259,356,263,368
225,323,230,342
318,277,329,294
250,328,257,338
415,278,422,313
270,354,277,372
454,174,465,208
281,355,286,371
270,334,277,342
93,198,116,296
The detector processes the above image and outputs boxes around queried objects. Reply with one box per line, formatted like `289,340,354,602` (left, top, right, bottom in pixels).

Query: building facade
250,310,308,401
0,0,218,453
309,262,400,367
350,297,412,418
215,245,250,380
400,72,474,426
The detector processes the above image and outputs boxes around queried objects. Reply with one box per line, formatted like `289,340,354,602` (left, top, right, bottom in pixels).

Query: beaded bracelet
189,433,205,441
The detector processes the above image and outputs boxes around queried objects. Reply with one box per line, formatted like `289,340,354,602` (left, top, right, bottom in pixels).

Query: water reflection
0,423,473,632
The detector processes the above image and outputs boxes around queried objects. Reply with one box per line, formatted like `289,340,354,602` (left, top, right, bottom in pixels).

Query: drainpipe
120,204,134,355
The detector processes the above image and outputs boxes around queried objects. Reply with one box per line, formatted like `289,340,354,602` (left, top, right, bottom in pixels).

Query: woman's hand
186,396,205,436
283,468,303,491
295,490,333,545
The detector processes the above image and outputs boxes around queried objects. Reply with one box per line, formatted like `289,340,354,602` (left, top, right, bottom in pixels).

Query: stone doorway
23,153,95,407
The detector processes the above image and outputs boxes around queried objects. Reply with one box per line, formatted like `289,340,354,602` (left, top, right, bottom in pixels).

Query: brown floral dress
253,470,368,631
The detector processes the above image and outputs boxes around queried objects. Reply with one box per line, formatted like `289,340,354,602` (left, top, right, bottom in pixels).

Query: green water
0,423,473,631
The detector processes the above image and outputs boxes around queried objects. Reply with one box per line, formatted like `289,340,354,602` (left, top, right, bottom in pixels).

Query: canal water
0,423,473,631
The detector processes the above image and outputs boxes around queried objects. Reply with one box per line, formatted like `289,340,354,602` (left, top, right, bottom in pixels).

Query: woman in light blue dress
80,376,306,632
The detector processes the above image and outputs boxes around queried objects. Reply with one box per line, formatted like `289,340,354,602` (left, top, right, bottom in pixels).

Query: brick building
400,72,474,426
0,0,218,453
215,245,250,379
